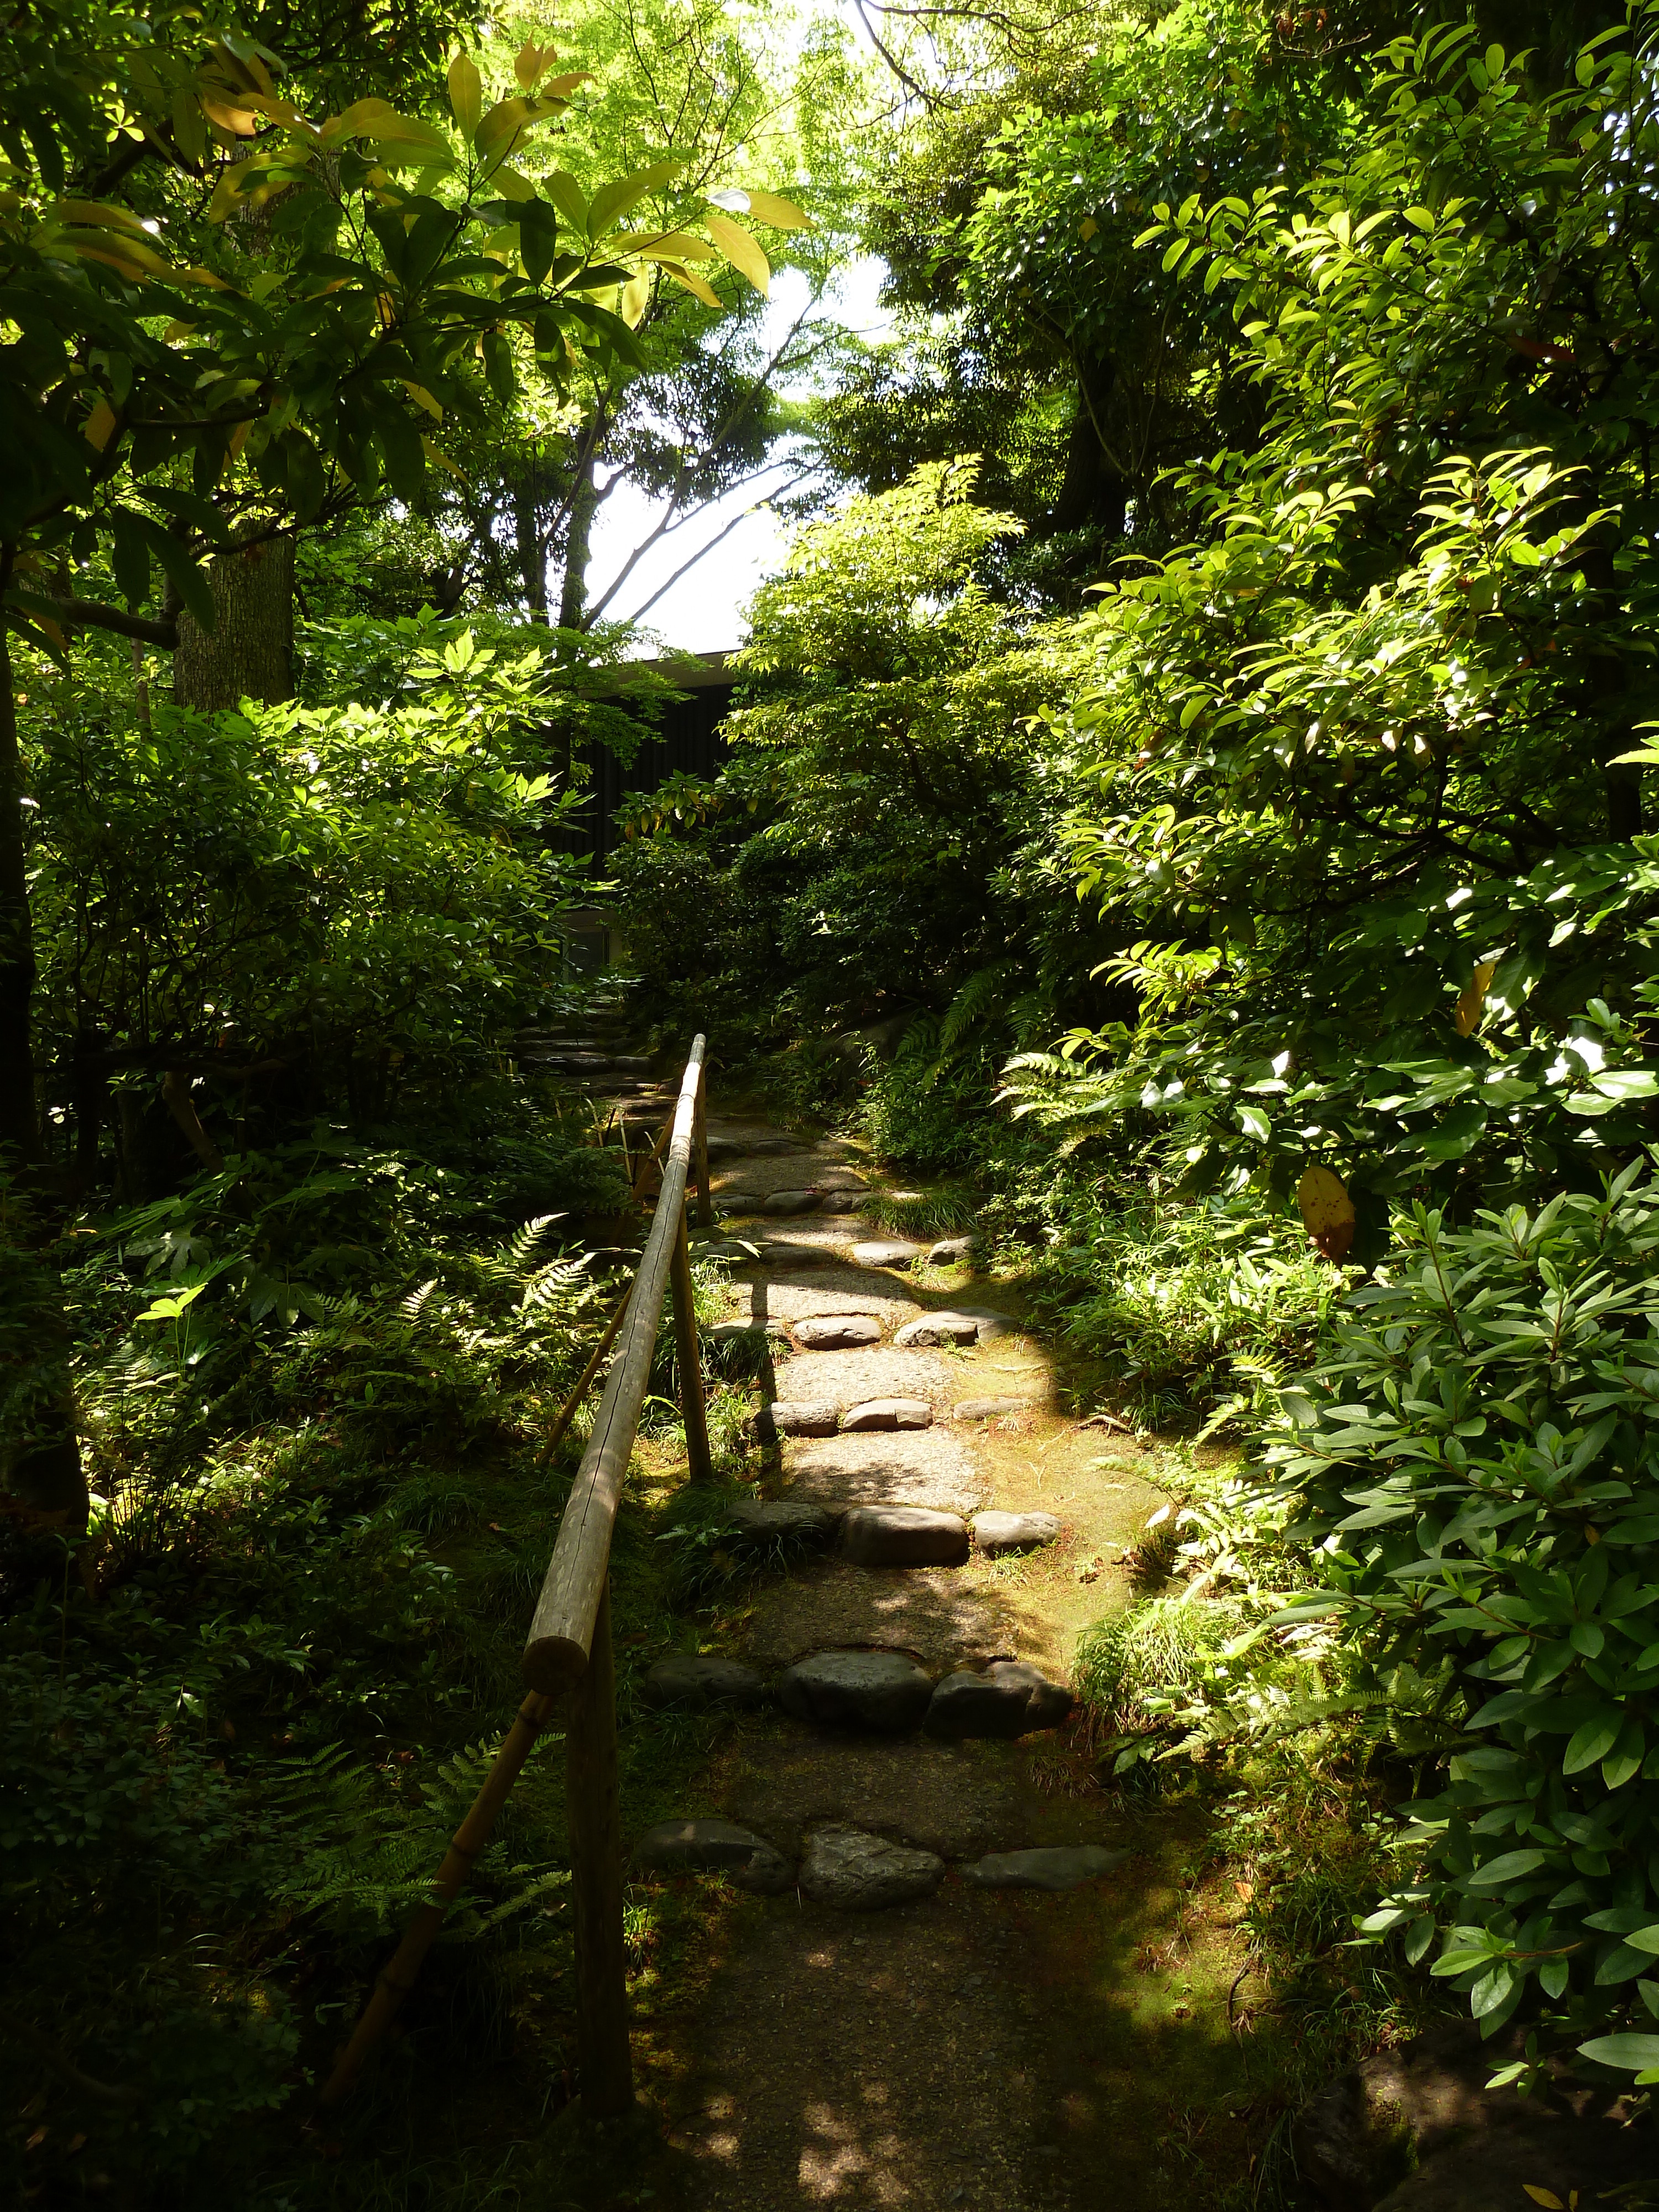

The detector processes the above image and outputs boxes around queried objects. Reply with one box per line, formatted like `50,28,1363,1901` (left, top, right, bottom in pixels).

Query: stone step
840,1504,969,1567
631,1824,1126,1910
650,1641,1074,1740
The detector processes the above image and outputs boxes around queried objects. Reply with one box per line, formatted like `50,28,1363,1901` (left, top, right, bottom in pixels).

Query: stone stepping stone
840,1398,932,1433
760,1190,821,1215
758,1400,841,1438
894,1312,979,1348
800,1826,945,1911
851,1239,927,1269
776,1649,935,1732
926,1237,974,1266
641,1656,771,1710
952,1397,1031,1422
924,1660,1074,1739
633,1817,792,1894
726,1499,838,1546
757,1241,836,1269
946,1303,1021,1340
962,1845,1127,1892
972,1510,1061,1557
818,1191,866,1214
839,1504,970,1568
793,1313,883,1350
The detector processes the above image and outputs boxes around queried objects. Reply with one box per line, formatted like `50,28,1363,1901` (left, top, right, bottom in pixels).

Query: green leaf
588,159,684,238
519,199,558,285
1563,1714,1622,1775
1465,1849,1546,1892
110,508,151,607
1578,2033,1659,2071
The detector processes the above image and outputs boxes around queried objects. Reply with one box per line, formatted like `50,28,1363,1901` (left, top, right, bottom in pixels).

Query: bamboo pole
521,1035,707,1694
566,1579,632,2115
318,1688,557,2106
539,1285,634,1465
670,1198,713,1483
692,1083,714,1230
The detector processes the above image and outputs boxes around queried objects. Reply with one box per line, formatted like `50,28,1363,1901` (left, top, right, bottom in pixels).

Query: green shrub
1028,1190,1342,1427
1255,1165,1659,2080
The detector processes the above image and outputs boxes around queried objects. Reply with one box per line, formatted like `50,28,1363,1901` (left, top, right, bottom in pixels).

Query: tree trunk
0,574,39,1162
0,553,89,1530
514,482,550,624
174,531,295,709
559,442,602,633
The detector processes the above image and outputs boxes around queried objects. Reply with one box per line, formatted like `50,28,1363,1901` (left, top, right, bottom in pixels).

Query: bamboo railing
320,1035,715,2112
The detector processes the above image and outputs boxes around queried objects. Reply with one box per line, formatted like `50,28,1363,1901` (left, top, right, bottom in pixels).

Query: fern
265,1735,566,1944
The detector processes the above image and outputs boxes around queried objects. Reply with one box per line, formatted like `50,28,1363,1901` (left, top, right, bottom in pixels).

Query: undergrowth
0,1062,767,2211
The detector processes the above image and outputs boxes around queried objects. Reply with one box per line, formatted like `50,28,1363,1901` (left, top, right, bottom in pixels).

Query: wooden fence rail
321,1035,715,2113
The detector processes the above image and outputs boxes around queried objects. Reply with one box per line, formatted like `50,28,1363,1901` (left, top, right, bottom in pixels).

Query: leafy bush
1027,1189,1342,1427
1254,1166,1659,2080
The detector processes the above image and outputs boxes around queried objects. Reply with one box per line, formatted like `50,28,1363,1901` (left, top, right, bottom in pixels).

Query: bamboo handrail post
566,1578,632,2116
522,1032,707,1692
692,1077,713,1231
318,1688,557,2106
539,1283,634,1465
670,1198,713,1484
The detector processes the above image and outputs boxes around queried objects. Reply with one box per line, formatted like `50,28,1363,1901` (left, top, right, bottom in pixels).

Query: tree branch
55,599,179,650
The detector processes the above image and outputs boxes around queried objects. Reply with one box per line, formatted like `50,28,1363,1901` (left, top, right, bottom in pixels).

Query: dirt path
624,1098,1263,2210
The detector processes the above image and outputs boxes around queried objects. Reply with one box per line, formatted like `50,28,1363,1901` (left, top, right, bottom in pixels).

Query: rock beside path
893,1312,979,1347
839,1504,971,1568
726,1499,838,1547
776,1650,936,1733
840,1397,933,1432
793,1313,883,1350
799,1826,946,1911
633,1818,792,1894
924,1661,1074,1739
758,1400,841,1438
760,1190,820,1215
946,1303,1021,1340
642,1655,771,1710
926,1236,975,1266
851,1239,926,1269
962,1846,1127,1892
972,1510,1061,1556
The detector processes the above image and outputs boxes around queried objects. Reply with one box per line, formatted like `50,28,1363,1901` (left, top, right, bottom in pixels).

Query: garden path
625,1091,1258,2211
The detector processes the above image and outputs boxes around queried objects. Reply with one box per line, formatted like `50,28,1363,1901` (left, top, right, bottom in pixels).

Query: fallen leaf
1297,1164,1356,1262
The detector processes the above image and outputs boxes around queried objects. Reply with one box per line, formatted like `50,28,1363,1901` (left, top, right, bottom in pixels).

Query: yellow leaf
1454,959,1497,1037
615,228,719,260
228,418,253,459
1297,1165,1356,1264
514,38,556,90
742,186,811,231
53,198,156,237
619,268,651,326
200,96,262,135
84,398,117,450
422,434,464,481
1523,2191,1565,2210
658,259,723,310
1081,215,1099,240
475,91,578,166
702,208,769,297
447,54,482,138
402,380,443,419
